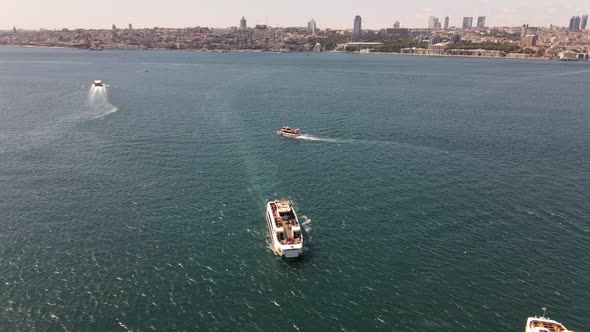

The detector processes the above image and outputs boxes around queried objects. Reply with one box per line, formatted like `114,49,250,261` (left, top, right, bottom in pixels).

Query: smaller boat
93,80,104,87
277,126,301,138
525,308,573,332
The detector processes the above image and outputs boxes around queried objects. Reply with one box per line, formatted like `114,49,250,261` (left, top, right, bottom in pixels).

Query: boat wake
296,134,345,143
300,215,312,233
88,85,119,119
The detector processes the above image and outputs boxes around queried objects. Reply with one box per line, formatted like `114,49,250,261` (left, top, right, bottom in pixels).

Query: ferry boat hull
525,312,573,332
265,200,303,259
276,126,301,138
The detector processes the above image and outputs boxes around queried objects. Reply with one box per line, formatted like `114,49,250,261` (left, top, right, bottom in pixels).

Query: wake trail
296,134,347,143
88,85,119,119
295,133,448,154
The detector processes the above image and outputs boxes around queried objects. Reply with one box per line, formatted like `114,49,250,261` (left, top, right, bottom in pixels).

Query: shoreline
1,44,581,62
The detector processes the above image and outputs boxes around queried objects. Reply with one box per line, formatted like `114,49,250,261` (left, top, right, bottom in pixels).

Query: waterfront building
582,15,588,30
477,16,486,28
353,15,362,42
462,17,473,29
523,34,538,47
313,42,321,52
240,17,247,29
444,16,449,29
307,19,316,34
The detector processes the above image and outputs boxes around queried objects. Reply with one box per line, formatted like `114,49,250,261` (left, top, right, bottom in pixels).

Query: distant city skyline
2,0,590,30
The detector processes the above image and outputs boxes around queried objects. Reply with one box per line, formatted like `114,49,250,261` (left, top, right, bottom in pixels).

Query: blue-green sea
1,47,589,331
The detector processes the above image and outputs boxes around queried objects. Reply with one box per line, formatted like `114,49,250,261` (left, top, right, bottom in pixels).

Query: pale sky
3,0,590,30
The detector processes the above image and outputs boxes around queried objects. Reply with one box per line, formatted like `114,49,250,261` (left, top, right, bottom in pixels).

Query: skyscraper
128,24,133,30
581,15,588,30
569,16,576,29
112,24,117,31
240,17,247,29
307,19,317,34
462,17,473,29
477,16,486,28
574,16,581,30
428,16,439,29
444,16,449,29
353,15,362,42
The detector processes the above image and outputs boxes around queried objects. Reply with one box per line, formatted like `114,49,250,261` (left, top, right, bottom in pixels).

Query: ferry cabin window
294,232,301,238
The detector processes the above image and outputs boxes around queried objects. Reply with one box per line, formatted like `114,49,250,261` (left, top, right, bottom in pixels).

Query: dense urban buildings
2,14,589,60
352,15,362,42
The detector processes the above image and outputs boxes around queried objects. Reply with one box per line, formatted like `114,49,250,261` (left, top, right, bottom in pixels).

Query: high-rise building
523,34,538,47
569,16,576,29
307,19,317,34
574,16,581,30
128,24,133,30
353,15,362,42
521,24,529,37
582,15,589,30
444,16,449,29
477,16,486,28
13,26,17,33
393,21,400,28
112,24,117,31
428,16,439,29
240,16,247,29
462,17,473,29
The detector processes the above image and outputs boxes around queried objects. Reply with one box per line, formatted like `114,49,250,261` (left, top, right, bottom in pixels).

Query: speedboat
93,80,104,87
277,126,301,138
265,199,304,259
525,308,573,332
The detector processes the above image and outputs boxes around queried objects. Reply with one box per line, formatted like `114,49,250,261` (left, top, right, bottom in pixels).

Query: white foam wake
88,85,119,119
296,134,345,143
300,215,312,232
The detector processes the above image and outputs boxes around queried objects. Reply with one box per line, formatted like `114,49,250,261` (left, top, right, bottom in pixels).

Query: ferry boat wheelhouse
265,199,303,258
525,308,573,332
93,80,104,87
276,126,301,138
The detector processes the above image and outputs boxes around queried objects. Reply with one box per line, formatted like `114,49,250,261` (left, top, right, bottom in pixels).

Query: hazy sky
3,0,590,30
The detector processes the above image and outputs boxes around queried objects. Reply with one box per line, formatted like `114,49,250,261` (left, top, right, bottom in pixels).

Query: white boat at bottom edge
265,199,303,259
525,308,573,332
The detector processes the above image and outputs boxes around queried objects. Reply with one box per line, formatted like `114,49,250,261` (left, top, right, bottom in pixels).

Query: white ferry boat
93,80,104,87
277,126,301,138
265,199,303,259
525,308,573,332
